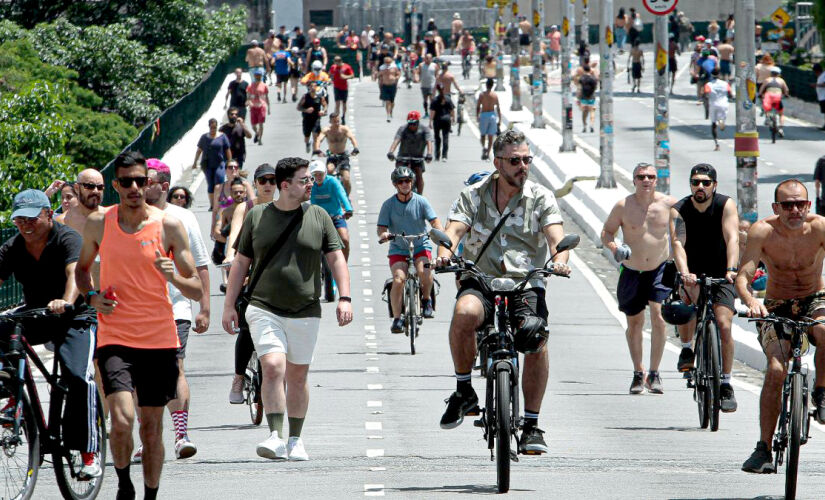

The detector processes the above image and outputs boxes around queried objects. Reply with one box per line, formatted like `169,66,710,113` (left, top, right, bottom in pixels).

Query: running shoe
439,389,480,429
720,383,738,412
741,441,775,473
132,445,143,464
812,387,825,424
645,372,663,394
390,318,404,334
287,436,309,461
677,347,695,372
229,377,244,404
256,431,288,460
175,436,197,459
78,452,102,480
518,426,548,455
629,371,645,395
422,299,434,319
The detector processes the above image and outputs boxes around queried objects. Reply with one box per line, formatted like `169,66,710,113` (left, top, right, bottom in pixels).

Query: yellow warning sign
562,17,569,37
512,2,518,15
486,0,509,8
771,7,790,28
606,27,613,46
533,10,540,27
656,43,667,72
747,78,756,102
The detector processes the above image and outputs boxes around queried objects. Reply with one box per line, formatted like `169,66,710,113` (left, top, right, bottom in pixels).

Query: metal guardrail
0,227,23,310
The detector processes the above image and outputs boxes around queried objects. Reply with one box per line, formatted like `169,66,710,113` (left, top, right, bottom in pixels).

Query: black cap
254,163,277,179
690,163,717,181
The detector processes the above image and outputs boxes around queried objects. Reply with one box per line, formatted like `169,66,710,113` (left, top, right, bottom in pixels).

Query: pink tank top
98,206,178,349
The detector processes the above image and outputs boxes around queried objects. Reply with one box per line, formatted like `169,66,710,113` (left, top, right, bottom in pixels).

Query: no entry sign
642,0,678,16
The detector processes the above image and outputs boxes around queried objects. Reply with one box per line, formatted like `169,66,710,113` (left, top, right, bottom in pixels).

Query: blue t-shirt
700,57,717,78
377,193,437,256
273,50,290,75
196,133,231,171
311,176,352,217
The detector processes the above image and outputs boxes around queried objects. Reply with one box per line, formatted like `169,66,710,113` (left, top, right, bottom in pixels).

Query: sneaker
277,91,281,101
77,452,102,480
812,387,825,424
131,445,143,464
442,155,448,161
175,436,197,459
305,142,310,153
422,299,434,319
390,317,404,334
645,372,663,394
778,127,784,138
589,126,594,133
292,94,297,102
581,126,587,133
677,347,695,372
286,436,309,461
629,371,645,395
518,425,548,455
714,144,720,151
256,431,288,460
720,383,738,413
741,441,775,473
229,377,244,404
439,389,479,429
253,134,259,144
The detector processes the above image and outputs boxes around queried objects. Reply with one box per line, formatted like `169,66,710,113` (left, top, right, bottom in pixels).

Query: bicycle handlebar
0,304,77,321
435,258,569,293
378,232,429,244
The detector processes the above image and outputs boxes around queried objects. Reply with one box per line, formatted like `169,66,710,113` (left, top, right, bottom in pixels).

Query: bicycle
243,349,263,426
739,312,819,500
433,229,579,493
0,305,107,500
456,93,466,136
765,106,780,144
402,55,412,89
461,51,472,80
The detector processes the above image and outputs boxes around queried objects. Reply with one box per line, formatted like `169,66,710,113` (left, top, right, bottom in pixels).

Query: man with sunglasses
219,107,252,170
387,111,433,194
669,164,740,412
601,163,676,394
738,179,825,473
435,130,571,455
60,169,107,236
222,157,352,461
76,151,202,500
0,189,102,480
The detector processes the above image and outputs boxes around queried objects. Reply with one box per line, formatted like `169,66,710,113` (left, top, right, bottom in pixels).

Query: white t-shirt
420,62,437,88
704,79,731,109
164,203,209,321
816,72,825,101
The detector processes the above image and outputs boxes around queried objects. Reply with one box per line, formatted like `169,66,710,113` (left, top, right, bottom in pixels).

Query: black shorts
457,280,548,327
689,282,736,312
175,320,191,359
276,73,289,83
328,153,351,171
334,87,349,102
212,240,226,266
97,346,179,407
617,262,672,316
302,116,321,137
519,34,531,47
669,58,677,73
380,84,398,103
289,70,301,78
396,158,425,173
632,62,642,80
819,100,825,114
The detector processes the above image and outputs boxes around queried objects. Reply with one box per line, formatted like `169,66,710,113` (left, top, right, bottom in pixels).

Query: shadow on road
606,425,706,432
391,484,533,495
669,496,783,500
758,173,813,184
188,423,263,432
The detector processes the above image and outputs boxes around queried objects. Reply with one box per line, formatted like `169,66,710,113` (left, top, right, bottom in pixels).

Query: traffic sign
770,7,790,28
642,0,678,16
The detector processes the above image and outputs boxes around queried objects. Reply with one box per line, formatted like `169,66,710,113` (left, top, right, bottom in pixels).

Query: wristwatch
338,296,352,303
84,290,99,304
726,267,738,272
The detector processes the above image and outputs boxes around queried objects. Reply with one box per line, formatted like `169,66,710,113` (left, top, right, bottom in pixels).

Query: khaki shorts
757,290,825,353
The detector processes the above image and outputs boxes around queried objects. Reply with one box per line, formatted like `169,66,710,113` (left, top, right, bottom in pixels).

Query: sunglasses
291,176,313,186
395,179,412,185
257,176,277,185
171,194,188,200
497,156,533,166
635,174,657,181
116,176,148,188
690,179,714,187
79,182,105,191
777,200,810,211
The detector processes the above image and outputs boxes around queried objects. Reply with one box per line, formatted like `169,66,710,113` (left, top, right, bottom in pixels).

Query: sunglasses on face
635,174,656,181
116,176,148,188
497,156,533,166
690,178,714,187
257,176,277,185
79,182,105,191
291,176,313,186
777,200,810,211
171,194,188,200
395,179,412,185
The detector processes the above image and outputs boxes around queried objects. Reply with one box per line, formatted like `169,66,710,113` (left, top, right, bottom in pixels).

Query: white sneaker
132,445,143,464
287,436,309,461
77,453,102,480
256,432,287,460
229,377,244,404
175,436,197,459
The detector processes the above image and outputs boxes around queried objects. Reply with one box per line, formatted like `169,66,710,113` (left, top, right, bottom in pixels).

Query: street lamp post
531,0,545,128
581,0,589,47
495,5,505,91
597,0,615,188
560,0,576,152
734,0,759,222
653,14,670,194
509,1,522,111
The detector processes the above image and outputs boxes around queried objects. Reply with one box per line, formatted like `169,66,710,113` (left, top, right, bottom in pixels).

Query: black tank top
425,40,437,56
674,193,729,278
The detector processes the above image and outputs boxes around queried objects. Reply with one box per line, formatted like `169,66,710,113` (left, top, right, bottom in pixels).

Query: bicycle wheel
0,384,39,500
770,115,778,144
786,372,803,500
246,352,263,426
706,320,722,432
54,391,107,500
694,331,709,429
408,282,418,355
495,369,512,493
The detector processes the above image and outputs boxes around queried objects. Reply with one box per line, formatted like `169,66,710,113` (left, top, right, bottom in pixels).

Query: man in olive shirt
222,157,353,462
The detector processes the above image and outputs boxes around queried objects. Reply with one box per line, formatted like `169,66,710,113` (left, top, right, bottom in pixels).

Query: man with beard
61,169,108,286
669,164,740,411
739,179,825,473
219,107,252,170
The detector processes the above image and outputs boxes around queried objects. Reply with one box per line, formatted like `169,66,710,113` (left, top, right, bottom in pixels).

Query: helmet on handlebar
662,298,696,325
514,316,548,354
464,171,491,186
391,166,416,184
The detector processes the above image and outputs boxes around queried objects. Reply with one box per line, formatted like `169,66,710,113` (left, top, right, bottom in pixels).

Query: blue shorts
580,98,596,106
331,216,348,229
720,60,731,76
479,111,498,136
204,164,226,194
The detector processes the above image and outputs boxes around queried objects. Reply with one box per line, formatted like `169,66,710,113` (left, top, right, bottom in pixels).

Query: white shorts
710,105,728,124
245,305,320,365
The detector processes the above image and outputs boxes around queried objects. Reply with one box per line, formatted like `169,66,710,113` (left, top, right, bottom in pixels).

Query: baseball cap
309,160,326,175
689,163,717,181
146,158,170,175
12,189,51,219
254,163,277,179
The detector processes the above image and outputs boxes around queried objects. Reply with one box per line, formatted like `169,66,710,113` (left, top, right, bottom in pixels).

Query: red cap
313,38,320,44
695,35,705,42
407,110,421,122
395,37,403,43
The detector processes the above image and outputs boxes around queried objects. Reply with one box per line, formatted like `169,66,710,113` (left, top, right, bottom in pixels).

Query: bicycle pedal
474,418,484,428
465,405,481,417
510,450,520,462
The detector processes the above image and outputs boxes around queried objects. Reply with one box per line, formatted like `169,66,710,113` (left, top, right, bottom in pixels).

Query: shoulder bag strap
245,206,304,296
475,211,511,262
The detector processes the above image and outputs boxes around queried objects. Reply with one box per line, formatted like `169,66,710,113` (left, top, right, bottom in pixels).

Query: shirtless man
58,169,108,285
245,40,269,82
739,179,825,473
436,62,459,98
519,16,533,51
313,112,360,195
476,78,501,160
378,56,401,122
601,163,676,394
450,13,464,54
457,30,475,57
716,39,734,82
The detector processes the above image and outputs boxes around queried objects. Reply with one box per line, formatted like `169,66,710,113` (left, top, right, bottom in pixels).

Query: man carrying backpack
576,64,598,133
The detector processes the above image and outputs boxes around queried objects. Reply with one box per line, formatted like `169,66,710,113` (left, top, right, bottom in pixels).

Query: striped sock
171,410,188,441
455,372,472,394
721,373,732,384
524,410,539,429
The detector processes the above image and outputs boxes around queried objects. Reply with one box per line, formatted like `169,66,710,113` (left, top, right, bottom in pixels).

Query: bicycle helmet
481,37,488,43
514,316,548,354
464,171,491,186
662,299,696,325
311,60,323,71
454,13,461,19
407,110,422,122
391,166,416,184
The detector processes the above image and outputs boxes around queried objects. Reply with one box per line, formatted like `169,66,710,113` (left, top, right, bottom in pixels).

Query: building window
309,10,334,27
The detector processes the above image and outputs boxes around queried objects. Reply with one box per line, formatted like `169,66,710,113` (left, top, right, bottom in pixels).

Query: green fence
0,227,23,310
778,63,818,102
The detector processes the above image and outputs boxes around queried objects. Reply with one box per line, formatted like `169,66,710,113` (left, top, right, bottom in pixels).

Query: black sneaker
812,387,825,424
390,318,404,334
629,371,645,395
518,425,548,455
422,299,434,319
440,389,479,429
645,372,663,394
741,441,775,473
720,383,738,412
677,347,695,372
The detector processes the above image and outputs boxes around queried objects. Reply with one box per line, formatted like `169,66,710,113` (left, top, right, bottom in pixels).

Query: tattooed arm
669,207,694,285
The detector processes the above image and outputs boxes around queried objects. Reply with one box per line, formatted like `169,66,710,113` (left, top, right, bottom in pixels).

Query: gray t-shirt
237,203,343,318
395,125,433,157
420,62,437,88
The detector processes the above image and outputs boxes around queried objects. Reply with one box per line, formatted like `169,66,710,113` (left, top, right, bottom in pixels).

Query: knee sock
144,485,159,500
265,413,284,437
171,410,188,441
721,373,732,385
288,417,305,438
116,465,134,492
455,372,472,394
523,410,539,429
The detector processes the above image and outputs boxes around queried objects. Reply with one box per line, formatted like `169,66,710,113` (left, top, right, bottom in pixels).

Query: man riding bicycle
313,112,359,195
759,66,789,137
300,60,331,89
0,189,100,479
669,164,740,412
310,159,353,261
387,111,433,194
435,130,571,455
377,167,443,334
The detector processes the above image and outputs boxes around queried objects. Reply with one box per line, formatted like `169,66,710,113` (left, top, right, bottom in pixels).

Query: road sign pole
581,0,589,47
510,1,522,111
560,0,576,152
735,0,759,223
495,5,506,91
531,0,545,128
597,0,615,188
653,14,670,194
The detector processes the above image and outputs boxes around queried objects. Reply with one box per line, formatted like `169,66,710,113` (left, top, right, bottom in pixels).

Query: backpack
580,73,597,98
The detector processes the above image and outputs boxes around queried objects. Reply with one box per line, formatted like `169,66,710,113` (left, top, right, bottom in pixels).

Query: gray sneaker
742,441,775,473
645,372,663,394
629,372,645,395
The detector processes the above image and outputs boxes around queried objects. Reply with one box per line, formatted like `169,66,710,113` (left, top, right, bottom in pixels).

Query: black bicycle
461,51,472,80
433,229,578,493
0,305,107,500
456,94,466,136
243,349,263,426
740,313,819,500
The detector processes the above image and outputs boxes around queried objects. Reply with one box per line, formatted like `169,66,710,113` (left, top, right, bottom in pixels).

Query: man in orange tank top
76,151,202,500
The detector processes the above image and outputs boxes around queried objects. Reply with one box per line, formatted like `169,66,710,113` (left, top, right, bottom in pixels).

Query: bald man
60,169,107,235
